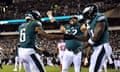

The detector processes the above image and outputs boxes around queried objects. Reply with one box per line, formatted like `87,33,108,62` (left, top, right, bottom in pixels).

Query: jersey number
66,29,77,35
72,29,77,35
20,28,26,42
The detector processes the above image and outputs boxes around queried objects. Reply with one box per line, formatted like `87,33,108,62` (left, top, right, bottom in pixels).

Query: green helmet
25,10,41,20
82,4,99,19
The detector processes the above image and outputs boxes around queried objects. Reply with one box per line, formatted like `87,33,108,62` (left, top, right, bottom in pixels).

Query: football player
57,39,66,72
74,4,112,72
47,11,87,72
18,10,76,72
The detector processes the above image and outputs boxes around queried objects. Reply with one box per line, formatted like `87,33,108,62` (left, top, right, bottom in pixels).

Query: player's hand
83,57,88,66
80,24,87,32
47,11,52,16
47,10,55,22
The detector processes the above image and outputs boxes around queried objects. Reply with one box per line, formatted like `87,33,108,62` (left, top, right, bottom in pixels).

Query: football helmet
82,4,99,19
69,15,78,25
25,10,41,20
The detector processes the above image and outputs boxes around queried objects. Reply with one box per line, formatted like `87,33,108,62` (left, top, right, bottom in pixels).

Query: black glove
64,34,76,40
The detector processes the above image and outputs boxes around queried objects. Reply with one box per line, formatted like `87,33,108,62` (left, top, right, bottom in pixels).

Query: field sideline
0,65,117,72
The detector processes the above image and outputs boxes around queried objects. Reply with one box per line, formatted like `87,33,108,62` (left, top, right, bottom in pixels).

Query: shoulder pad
37,21,42,26
97,15,106,22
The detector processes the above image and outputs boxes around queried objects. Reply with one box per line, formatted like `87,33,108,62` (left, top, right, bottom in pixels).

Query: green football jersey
18,20,42,48
88,13,109,46
64,23,83,50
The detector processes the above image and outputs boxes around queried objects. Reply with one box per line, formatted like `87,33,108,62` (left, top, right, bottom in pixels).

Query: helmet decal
25,10,41,20
82,4,99,19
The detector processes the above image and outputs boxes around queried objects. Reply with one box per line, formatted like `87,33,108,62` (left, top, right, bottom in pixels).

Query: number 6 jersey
18,20,42,48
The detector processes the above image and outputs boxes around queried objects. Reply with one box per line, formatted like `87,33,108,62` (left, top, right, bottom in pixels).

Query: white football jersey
57,42,66,56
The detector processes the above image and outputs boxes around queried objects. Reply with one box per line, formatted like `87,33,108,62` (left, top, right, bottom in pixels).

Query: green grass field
0,65,117,72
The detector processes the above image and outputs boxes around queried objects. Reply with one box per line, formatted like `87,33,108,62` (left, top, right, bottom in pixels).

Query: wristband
88,38,95,45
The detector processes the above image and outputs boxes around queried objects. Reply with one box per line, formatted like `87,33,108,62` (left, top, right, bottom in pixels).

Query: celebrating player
62,17,85,72
60,16,85,72
18,10,76,72
73,4,112,72
47,10,87,72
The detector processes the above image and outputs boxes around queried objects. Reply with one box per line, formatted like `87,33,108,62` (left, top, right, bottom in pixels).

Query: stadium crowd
0,0,119,20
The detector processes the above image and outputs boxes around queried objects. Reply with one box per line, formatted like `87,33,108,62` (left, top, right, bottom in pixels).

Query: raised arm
47,11,56,23
35,26,64,40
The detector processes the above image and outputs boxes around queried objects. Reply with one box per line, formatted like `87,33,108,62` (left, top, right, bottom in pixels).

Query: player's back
19,20,41,48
